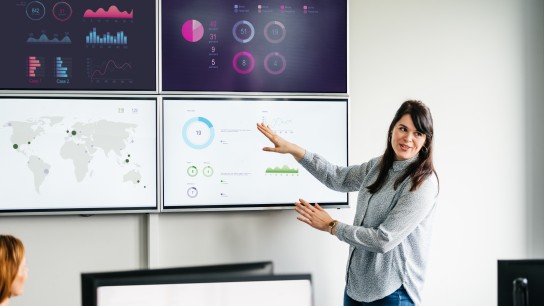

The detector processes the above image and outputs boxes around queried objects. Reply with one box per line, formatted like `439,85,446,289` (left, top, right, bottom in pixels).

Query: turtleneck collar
392,155,418,172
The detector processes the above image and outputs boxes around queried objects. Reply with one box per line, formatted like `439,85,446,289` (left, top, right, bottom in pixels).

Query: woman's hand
256,123,305,160
294,198,334,232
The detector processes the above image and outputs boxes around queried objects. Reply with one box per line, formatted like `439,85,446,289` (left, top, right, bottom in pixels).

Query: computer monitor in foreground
94,274,312,306
82,261,274,306
498,259,544,306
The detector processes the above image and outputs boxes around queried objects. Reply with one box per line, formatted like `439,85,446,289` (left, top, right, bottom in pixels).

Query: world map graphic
4,116,144,193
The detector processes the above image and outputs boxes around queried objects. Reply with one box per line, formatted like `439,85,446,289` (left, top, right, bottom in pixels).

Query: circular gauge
182,117,215,149
52,2,72,22
232,20,255,43
187,166,198,177
264,52,286,75
182,19,204,42
187,187,198,198
203,166,214,177
26,1,46,21
232,51,255,74
264,21,286,43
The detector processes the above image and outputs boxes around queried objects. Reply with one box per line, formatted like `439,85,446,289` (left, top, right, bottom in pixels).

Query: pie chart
181,19,204,43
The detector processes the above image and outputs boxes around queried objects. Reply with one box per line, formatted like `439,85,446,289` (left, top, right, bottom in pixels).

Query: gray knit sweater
299,151,439,306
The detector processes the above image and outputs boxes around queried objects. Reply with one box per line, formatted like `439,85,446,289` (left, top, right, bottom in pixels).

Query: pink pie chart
181,19,204,42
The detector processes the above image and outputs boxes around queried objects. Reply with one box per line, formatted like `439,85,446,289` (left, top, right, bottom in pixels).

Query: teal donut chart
182,117,215,149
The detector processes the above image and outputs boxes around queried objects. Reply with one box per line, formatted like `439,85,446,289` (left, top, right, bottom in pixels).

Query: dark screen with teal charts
0,0,156,91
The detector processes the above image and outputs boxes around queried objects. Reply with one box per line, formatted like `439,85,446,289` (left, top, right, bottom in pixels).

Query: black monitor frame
81,261,274,306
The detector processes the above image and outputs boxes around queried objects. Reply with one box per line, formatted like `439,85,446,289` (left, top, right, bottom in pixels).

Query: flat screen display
95,275,312,306
162,97,348,210
161,0,347,93
0,0,156,91
0,97,157,213
82,262,274,306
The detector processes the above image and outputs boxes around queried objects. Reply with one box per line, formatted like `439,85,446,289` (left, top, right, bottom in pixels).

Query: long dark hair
367,100,438,193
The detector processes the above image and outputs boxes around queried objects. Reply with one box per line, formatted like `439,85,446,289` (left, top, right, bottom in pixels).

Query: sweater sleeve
335,175,438,253
298,151,374,193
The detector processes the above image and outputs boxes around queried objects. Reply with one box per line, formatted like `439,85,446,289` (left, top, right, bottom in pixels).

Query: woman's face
391,114,427,161
10,256,28,297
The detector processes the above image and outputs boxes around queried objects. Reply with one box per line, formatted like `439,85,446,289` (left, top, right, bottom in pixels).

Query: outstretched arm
256,122,306,160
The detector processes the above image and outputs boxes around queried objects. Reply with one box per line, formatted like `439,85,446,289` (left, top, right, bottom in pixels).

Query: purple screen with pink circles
162,0,347,93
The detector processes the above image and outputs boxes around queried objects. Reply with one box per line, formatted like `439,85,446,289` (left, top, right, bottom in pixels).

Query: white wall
0,1,539,306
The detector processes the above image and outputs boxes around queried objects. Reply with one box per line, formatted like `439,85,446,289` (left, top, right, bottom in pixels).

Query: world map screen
0,97,157,212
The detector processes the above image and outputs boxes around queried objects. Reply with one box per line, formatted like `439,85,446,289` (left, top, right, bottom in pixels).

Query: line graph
27,32,71,44
86,58,133,84
261,116,294,134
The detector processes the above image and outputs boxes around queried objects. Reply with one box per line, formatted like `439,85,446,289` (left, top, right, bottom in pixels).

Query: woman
0,235,28,306
257,100,439,306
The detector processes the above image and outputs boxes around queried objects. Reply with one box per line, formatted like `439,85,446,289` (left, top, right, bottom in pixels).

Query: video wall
0,0,348,214
0,96,347,213
0,0,156,91
0,0,347,94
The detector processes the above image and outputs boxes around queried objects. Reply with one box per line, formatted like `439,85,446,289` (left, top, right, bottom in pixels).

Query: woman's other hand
294,198,334,232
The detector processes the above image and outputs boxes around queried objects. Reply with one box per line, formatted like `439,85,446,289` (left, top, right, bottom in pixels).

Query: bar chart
86,28,128,46
28,56,45,78
55,57,72,78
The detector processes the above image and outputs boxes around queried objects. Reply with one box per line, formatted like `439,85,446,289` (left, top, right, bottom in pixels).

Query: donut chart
232,51,255,74
264,52,286,75
264,21,286,43
52,2,72,22
187,187,198,198
232,20,255,43
26,1,46,21
187,166,198,177
182,117,215,149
